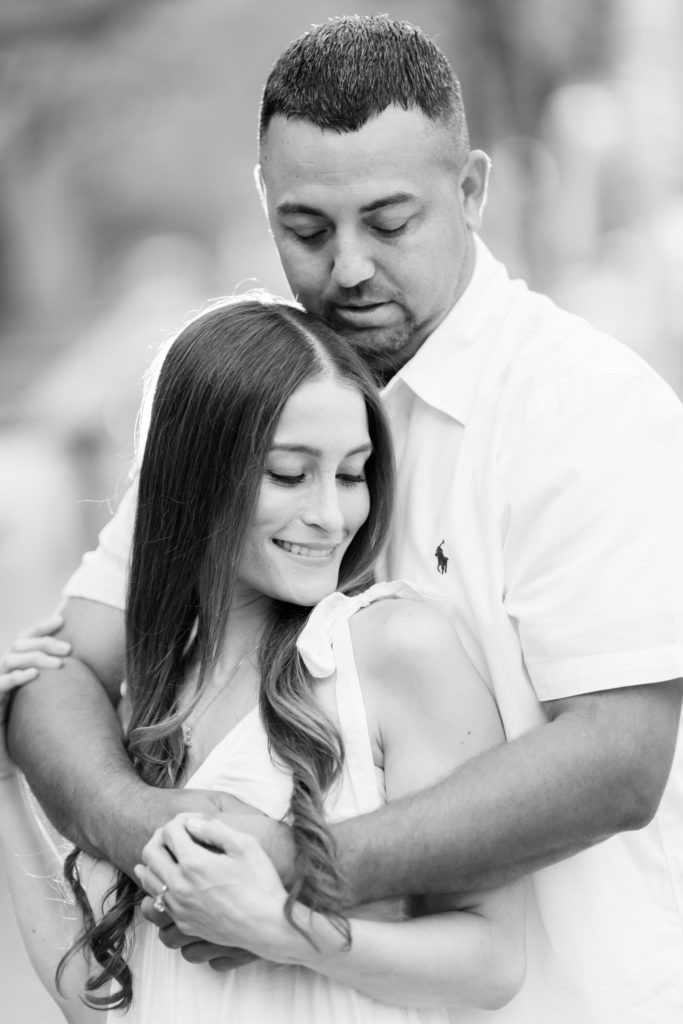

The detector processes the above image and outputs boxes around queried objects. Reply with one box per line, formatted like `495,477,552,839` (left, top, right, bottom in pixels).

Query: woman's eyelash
268,471,366,487
337,474,366,486
269,472,304,486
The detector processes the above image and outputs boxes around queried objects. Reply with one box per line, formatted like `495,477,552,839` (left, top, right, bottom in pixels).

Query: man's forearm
329,682,681,901
331,724,594,900
7,663,267,877
7,660,145,861
237,722,592,900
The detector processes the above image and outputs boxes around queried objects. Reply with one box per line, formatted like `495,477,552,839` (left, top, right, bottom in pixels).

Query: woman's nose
303,478,345,534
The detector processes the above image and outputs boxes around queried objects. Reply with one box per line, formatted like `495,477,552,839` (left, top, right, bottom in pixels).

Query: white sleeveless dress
114,581,453,1024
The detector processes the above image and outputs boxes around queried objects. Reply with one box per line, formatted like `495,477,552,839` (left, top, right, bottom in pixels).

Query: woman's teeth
275,540,334,559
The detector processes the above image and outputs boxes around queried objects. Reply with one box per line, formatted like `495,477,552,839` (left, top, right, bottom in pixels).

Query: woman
0,295,524,1022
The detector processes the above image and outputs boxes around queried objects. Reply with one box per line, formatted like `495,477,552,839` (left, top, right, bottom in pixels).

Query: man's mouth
329,300,396,329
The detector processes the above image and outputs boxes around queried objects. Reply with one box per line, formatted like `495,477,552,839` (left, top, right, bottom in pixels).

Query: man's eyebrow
276,201,325,217
360,192,416,214
276,193,416,218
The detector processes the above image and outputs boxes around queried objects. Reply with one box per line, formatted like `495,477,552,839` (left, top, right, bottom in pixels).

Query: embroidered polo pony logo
435,540,449,575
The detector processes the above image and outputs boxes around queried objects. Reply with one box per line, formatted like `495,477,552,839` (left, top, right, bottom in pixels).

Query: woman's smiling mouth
273,539,338,560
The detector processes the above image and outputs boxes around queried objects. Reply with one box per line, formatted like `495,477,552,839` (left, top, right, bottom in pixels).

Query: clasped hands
135,806,292,972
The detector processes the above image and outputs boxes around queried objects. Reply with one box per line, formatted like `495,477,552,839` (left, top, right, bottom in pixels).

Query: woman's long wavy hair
57,294,395,1010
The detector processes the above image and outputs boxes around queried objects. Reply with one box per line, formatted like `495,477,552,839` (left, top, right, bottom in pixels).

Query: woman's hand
0,615,70,690
135,814,291,960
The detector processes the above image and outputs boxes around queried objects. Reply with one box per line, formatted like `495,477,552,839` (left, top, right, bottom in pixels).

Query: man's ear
253,163,268,218
459,150,492,230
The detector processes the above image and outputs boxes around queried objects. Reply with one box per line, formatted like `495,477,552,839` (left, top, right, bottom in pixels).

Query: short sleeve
501,372,683,699
61,479,137,610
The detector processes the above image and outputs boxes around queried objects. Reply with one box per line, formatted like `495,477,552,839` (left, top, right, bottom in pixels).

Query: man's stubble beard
325,310,420,386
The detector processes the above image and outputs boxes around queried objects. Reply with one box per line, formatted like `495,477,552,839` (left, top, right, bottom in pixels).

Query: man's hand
141,897,258,970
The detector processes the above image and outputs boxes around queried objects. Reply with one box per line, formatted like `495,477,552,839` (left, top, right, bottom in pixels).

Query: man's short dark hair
258,14,469,146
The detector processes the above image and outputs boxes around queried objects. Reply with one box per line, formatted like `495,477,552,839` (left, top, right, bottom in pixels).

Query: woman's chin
276,571,341,609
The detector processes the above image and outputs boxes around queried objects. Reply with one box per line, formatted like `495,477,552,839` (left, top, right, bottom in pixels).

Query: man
5,15,683,1021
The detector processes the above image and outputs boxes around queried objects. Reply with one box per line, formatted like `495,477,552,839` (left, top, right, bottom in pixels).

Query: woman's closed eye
337,473,366,487
267,470,366,488
268,471,305,486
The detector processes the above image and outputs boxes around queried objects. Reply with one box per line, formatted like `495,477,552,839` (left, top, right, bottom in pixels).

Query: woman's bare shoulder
349,596,503,784
349,596,476,699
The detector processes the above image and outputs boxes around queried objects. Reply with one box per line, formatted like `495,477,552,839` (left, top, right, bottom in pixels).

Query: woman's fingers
184,815,255,855
0,667,38,693
141,829,179,880
149,813,221,865
17,614,65,639
144,814,266,871
133,862,166,899
12,635,71,656
1,650,64,674
0,618,71,687
183,816,285,903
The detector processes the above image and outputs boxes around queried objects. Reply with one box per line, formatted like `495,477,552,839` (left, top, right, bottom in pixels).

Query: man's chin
341,326,421,380
331,318,410,353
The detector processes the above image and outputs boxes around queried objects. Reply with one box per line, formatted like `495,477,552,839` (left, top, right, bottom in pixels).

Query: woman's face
236,374,373,607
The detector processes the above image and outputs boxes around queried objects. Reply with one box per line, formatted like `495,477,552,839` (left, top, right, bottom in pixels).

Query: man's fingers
17,615,65,639
154,925,256,967
157,922,192,950
209,951,259,972
179,940,256,967
140,894,172,928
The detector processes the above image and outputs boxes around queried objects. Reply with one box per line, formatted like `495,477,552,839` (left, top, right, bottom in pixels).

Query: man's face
259,106,489,378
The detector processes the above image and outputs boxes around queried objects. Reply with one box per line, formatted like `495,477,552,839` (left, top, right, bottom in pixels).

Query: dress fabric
112,581,455,1024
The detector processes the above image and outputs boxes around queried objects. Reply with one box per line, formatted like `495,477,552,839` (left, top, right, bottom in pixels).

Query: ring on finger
153,883,169,913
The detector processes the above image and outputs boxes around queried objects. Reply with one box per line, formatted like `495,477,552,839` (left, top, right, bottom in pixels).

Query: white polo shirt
376,237,683,1022
64,237,683,1021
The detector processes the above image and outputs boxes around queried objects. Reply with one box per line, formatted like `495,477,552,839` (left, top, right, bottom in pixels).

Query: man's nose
330,232,374,290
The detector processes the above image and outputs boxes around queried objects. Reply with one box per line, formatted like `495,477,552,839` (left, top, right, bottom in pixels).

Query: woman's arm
0,775,100,1024
314,597,525,1007
140,814,523,1009
0,677,98,1024
138,599,526,1009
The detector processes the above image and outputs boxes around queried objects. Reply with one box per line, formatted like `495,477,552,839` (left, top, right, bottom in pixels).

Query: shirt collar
383,235,511,425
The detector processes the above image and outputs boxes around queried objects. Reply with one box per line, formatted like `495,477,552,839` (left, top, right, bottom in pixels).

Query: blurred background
0,0,682,1019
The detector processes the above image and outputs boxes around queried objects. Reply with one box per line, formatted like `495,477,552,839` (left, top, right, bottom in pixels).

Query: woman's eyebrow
270,442,373,457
